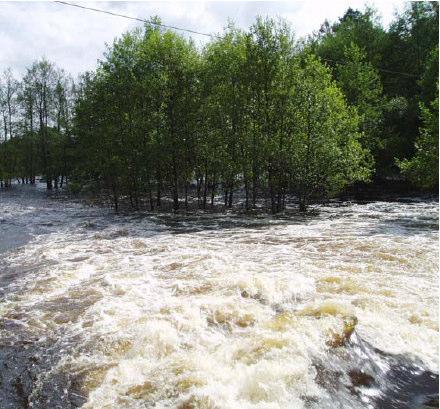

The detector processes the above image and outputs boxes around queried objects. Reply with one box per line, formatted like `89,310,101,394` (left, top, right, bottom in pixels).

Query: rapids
0,184,438,409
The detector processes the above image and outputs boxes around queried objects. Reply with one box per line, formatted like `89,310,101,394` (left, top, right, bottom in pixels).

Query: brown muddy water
0,184,438,409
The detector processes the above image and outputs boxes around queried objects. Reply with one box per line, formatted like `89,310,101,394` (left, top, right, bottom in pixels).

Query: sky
0,1,406,77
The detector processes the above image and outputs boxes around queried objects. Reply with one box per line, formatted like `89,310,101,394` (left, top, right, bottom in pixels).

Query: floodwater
0,184,438,409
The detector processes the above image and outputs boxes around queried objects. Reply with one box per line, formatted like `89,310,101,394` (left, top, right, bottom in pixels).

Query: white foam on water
0,195,438,408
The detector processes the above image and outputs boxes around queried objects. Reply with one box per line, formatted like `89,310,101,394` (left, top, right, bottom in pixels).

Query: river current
0,185,438,409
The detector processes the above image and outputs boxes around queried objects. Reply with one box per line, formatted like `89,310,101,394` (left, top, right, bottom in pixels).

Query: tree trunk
148,179,154,211
210,174,216,208
244,177,249,210
196,177,202,207
252,169,257,209
299,194,307,212
203,173,208,210
156,180,162,208
112,183,119,213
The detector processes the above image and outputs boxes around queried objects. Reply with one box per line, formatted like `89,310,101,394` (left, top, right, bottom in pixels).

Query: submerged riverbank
0,184,438,408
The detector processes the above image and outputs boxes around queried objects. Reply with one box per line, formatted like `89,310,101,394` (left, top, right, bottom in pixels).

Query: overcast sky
1,1,406,77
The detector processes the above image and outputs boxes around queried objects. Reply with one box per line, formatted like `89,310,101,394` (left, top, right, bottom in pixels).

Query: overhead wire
319,57,418,78
54,1,419,78
54,1,219,38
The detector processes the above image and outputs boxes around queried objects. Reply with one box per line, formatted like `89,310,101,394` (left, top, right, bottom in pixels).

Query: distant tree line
0,3,438,212
0,62,75,190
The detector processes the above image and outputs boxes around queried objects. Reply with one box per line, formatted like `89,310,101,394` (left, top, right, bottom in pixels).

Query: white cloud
0,0,406,77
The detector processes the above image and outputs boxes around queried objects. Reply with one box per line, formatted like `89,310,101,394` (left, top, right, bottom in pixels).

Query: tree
0,69,20,187
74,24,200,211
419,46,439,105
398,88,439,190
381,2,439,170
201,25,247,209
311,6,387,68
289,54,372,210
311,3,438,182
335,43,384,168
243,18,297,211
0,69,19,141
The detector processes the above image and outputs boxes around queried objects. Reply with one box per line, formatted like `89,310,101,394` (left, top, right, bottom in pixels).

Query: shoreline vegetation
0,3,438,214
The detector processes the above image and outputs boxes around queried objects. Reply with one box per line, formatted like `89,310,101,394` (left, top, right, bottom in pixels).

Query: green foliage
200,25,248,204
289,54,372,208
312,2,438,182
398,90,439,189
1,4,438,209
0,60,75,188
312,7,387,67
334,43,384,156
74,26,200,210
72,18,372,212
419,46,439,104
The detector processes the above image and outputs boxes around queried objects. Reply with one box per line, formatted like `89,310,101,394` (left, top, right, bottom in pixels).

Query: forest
0,2,438,212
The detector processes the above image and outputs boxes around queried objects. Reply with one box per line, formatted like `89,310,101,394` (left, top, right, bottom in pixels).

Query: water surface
0,185,438,408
